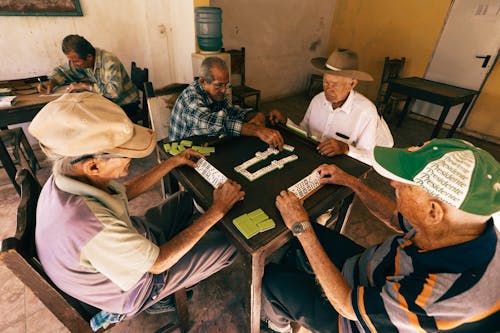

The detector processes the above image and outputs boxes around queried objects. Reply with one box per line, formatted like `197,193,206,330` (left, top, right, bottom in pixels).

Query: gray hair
200,57,228,83
45,151,78,176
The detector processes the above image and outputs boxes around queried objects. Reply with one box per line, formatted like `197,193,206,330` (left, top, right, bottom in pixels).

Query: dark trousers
262,224,365,333
132,191,238,316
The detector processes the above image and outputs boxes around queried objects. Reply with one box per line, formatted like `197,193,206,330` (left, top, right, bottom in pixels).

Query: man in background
169,56,284,149
38,34,140,122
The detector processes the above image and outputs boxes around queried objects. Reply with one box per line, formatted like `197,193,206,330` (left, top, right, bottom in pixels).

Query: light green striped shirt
50,48,139,107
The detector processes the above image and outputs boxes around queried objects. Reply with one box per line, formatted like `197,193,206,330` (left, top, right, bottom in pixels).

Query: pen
38,77,46,89
336,132,350,140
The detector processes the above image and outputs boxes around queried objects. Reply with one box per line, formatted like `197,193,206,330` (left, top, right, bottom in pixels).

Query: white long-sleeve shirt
300,90,393,165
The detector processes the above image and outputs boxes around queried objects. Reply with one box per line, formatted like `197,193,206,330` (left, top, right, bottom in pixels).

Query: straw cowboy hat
311,48,373,81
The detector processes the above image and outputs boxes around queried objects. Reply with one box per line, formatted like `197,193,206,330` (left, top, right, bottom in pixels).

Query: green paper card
180,140,193,147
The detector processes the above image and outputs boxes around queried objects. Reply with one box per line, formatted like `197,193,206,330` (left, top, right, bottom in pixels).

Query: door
414,0,500,125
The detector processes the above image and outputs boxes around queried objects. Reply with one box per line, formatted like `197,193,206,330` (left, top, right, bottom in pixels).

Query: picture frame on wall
0,0,83,16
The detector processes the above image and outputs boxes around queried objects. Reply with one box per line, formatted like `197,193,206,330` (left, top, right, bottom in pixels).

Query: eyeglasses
212,82,232,90
322,81,344,89
70,153,127,165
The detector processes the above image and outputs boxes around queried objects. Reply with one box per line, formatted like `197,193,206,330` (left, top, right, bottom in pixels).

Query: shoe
145,289,194,315
261,319,293,333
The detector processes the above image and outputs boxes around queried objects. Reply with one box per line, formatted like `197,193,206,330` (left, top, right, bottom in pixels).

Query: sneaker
145,289,194,315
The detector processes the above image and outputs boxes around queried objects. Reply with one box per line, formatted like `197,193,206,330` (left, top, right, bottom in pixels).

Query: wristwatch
291,221,311,236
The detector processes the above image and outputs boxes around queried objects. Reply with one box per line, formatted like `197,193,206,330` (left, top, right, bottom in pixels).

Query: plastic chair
144,81,188,197
131,61,150,127
375,57,406,116
226,47,261,110
0,128,39,194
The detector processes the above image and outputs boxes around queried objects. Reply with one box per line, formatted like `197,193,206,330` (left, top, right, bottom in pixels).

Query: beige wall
211,0,336,100
328,0,450,99
328,0,499,139
466,60,500,138
0,0,196,88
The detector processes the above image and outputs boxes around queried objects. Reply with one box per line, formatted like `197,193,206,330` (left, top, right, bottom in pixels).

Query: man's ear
427,199,445,225
350,79,359,89
81,158,100,175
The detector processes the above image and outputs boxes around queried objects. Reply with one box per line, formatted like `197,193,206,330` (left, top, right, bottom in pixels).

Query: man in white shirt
271,49,393,165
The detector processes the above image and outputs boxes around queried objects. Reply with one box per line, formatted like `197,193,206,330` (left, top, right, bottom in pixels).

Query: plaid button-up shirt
169,80,251,141
50,48,139,107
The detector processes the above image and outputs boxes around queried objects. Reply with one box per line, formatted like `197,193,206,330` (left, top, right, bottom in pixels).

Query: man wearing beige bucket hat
274,48,394,165
28,92,243,323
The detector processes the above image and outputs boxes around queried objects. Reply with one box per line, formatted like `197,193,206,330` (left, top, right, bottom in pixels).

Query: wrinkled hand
275,190,309,230
212,180,245,215
256,127,284,150
37,81,54,95
66,82,91,93
317,138,349,157
268,109,287,126
316,164,353,186
172,149,204,168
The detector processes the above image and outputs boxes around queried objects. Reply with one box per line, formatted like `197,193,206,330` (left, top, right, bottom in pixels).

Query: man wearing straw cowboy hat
271,48,393,165
262,138,500,332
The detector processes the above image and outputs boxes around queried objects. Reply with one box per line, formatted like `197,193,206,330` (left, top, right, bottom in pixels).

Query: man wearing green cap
261,139,500,333
29,92,244,323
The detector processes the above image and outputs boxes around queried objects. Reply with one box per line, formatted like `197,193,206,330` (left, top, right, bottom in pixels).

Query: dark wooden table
160,127,371,333
0,82,60,194
383,77,478,138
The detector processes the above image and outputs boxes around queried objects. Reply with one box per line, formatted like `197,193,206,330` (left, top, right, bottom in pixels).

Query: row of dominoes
194,158,228,188
234,147,280,171
238,155,298,182
288,171,322,199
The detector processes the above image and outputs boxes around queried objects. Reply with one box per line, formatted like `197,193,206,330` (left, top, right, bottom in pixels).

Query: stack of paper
233,208,275,239
0,95,16,107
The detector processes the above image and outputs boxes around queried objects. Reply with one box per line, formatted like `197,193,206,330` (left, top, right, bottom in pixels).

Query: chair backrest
144,81,188,141
227,47,246,86
131,61,150,126
375,57,406,107
0,169,96,332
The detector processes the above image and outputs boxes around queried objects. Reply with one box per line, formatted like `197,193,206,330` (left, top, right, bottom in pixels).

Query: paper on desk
38,86,67,97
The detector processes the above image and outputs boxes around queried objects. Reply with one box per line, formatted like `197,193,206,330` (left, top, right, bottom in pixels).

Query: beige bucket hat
311,48,373,81
29,92,156,158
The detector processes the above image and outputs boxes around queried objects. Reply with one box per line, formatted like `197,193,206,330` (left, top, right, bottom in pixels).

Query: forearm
124,158,179,200
343,176,400,232
149,206,224,273
298,229,356,320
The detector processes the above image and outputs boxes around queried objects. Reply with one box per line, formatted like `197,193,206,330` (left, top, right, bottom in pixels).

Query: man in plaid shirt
169,57,284,149
38,34,139,122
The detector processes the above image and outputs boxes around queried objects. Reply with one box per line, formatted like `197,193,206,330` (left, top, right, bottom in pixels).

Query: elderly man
262,138,500,333
28,93,243,323
38,34,140,122
169,56,284,149
271,49,394,165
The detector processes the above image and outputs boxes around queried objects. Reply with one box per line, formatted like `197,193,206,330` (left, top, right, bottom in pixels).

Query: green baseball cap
373,138,500,216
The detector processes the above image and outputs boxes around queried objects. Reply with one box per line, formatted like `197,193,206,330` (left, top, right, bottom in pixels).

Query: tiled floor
1,93,498,333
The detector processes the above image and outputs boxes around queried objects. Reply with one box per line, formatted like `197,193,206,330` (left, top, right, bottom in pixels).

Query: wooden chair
375,57,406,116
226,47,261,110
306,73,323,99
131,61,150,127
0,127,40,194
144,81,189,197
0,169,190,332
